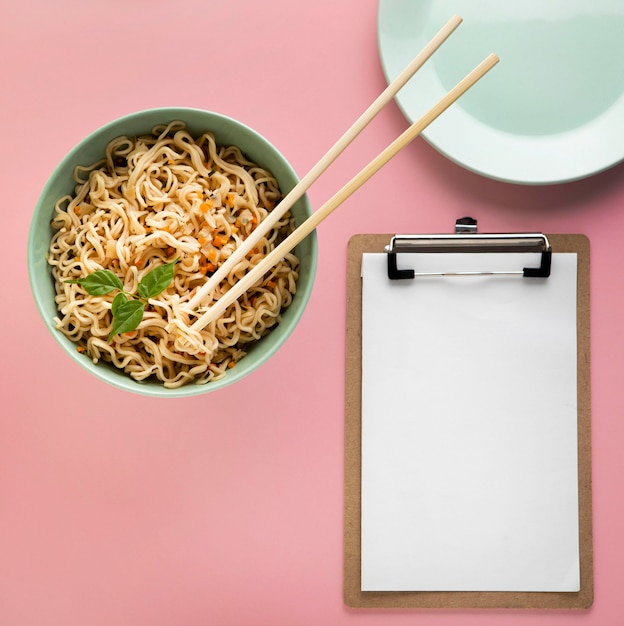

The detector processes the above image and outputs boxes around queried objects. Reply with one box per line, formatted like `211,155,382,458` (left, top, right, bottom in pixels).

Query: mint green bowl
28,107,317,397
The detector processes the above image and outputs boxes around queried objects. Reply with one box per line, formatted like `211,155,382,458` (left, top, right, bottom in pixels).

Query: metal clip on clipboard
386,217,552,280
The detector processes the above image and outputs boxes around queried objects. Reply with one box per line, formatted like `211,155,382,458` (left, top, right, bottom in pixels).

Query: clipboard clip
386,217,552,280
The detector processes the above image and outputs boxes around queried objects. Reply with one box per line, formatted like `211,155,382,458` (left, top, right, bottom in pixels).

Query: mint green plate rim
28,107,317,397
377,0,624,185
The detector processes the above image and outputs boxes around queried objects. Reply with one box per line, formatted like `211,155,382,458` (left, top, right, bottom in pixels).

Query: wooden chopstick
185,14,463,311
190,52,499,332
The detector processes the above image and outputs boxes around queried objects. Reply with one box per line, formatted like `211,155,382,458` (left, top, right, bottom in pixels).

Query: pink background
2,0,624,624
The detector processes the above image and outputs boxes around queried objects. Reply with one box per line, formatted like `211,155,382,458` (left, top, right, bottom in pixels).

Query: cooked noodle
47,121,300,388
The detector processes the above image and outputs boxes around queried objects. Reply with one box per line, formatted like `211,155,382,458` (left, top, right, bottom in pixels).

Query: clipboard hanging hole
455,216,478,233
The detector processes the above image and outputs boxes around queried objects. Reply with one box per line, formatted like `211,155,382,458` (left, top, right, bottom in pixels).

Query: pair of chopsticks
185,15,498,331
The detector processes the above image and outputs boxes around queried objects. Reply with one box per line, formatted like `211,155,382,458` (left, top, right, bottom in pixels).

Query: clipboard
343,220,593,609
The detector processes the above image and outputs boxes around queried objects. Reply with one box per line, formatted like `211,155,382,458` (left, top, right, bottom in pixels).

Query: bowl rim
28,106,317,397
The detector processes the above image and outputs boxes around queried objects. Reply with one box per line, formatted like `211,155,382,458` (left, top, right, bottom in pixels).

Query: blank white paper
360,252,579,592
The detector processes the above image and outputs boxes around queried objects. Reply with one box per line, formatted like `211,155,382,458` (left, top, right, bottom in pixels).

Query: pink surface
2,1,623,624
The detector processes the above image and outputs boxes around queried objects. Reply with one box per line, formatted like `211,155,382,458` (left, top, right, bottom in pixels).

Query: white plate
377,0,624,184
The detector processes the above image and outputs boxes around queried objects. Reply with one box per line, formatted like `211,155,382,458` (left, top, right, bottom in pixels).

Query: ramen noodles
48,121,299,388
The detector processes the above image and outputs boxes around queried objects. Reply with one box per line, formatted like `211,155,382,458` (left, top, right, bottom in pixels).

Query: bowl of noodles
28,107,317,397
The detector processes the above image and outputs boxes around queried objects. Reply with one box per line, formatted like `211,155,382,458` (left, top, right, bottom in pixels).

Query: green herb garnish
66,260,178,342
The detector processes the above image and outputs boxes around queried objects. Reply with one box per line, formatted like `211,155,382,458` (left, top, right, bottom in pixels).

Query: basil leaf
137,259,178,299
66,269,123,296
111,291,127,317
108,299,145,342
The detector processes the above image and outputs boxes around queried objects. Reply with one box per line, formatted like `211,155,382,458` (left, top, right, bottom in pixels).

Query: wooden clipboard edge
343,233,593,610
